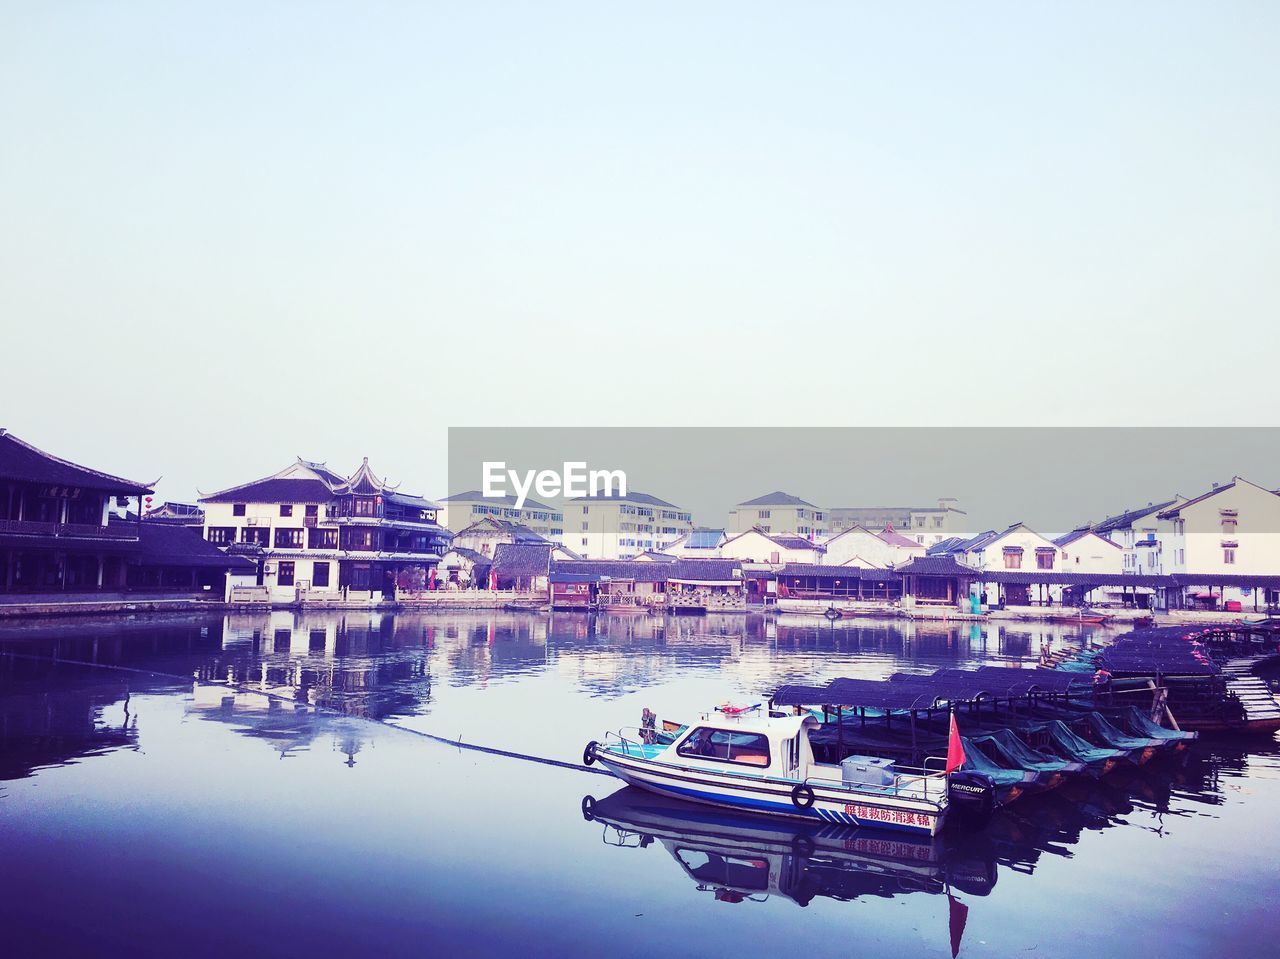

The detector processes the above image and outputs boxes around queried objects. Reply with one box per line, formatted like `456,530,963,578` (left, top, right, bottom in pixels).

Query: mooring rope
2,651,609,776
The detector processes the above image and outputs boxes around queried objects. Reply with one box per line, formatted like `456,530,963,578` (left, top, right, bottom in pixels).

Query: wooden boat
584,710,988,836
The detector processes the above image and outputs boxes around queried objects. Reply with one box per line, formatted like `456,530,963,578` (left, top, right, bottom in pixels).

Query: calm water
1,610,1277,958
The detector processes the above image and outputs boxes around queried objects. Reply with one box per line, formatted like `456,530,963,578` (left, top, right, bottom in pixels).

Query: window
241,527,269,546
206,527,236,545
758,510,770,519
308,528,338,550
1003,547,1023,569
277,561,295,586
1222,517,1237,533
581,537,588,546
306,504,318,518
233,504,246,516
280,505,293,517
933,516,943,528
1035,548,1056,570
341,528,379,551
274,528,304,549
677,727,771,767
1224,548,1236,565
312,562,330,587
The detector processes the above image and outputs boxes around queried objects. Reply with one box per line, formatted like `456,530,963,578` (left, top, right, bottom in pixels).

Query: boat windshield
677,727,771,767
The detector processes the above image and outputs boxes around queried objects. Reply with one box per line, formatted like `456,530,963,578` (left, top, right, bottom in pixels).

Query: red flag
945,711,966,774
948,893,969,958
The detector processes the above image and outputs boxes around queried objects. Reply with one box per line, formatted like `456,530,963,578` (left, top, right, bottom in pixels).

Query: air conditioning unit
246,517,259,526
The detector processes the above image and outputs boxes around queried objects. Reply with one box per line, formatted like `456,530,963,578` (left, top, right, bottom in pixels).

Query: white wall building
565,491,692,559
1053,528,1124,575
822,524,925,568
728,492,826,540
1092,500,1180,576
1154,477,1280,608
720,527,827,565
200,458,449,603
662,528,726,558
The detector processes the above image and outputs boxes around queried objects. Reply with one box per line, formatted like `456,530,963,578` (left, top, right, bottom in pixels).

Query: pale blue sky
1,3,1277,502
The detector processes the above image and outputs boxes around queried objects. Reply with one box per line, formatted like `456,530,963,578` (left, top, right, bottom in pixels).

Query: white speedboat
584,710,981,836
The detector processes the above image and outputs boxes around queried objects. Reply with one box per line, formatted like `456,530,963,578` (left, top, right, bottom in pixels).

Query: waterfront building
827,498,966,547
720,527,827,565
436,547,492,588
549,557,744,611
0,429,248,600
823,524,926,568
1092,500,1180,576
491,542,553,592
1154,477,1280,609
200,457,449,603
950,523,1063,605
566,491,693,559
438,491,564,541
1053,528,1125,575
728,492,825,540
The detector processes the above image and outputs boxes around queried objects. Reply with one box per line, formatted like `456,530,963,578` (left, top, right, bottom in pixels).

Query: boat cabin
660,712,823,781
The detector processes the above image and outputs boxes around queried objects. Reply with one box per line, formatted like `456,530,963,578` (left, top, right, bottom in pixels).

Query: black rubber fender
583,740,599,766
791,782,816,809
581,795,596,822
791,833,816,858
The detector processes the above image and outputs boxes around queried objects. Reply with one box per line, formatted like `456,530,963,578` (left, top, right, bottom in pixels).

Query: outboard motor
947,771,996,827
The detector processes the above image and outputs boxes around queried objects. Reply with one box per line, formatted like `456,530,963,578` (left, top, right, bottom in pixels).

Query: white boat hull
595,747,946,836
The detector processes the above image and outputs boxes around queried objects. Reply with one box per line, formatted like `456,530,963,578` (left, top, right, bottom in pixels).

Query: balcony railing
0,518,140,541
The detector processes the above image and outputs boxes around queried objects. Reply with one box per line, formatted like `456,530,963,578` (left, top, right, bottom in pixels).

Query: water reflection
581,786,994,907
186,684,371,764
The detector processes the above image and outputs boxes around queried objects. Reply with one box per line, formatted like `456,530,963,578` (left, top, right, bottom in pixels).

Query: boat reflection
580,786,997,908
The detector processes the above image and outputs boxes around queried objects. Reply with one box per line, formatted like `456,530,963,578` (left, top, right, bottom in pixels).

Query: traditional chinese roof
133,524,255,570
336,457,399,495
551,559,669,581
778,563,897,580
199,460,340,504
454,518,550,543
1092,500,1178,534
0,429,152,494
1053,528,1122,549
492,542,553,577
669,558,742,582
893,556,982,577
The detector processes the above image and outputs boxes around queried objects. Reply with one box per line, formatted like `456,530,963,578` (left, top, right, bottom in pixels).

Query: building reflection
185,683,370,764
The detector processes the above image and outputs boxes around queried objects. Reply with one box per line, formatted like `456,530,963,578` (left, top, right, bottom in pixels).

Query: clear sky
1,3,1277,503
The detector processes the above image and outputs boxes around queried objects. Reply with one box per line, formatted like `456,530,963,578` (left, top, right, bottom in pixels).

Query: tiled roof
552,559,669,581
1053,528,1122,549
454,519,550,543
670,559,742,582
386,492,440,511
0,429,152,494
926,536,968,556
491,543,552,577
201,477,337,504
134,524,254,570
1093,500,1178,533
1157,482,1249,518
894,556,982,577
736,491,818,508
441,546,491,565
632,551,679,562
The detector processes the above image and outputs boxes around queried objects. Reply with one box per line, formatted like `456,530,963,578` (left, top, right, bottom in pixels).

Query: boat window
677,727,771,767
